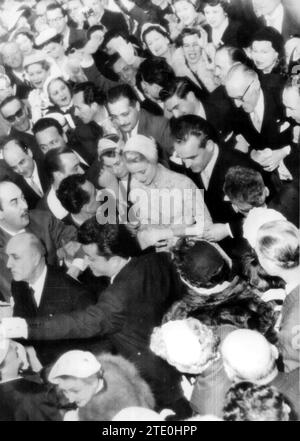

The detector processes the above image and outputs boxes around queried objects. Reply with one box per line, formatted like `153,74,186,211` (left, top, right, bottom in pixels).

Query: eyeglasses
232,79,256,103
48,16,64,24
4,107,24,123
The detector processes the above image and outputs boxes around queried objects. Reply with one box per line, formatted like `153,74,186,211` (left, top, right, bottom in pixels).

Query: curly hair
223,382,291,421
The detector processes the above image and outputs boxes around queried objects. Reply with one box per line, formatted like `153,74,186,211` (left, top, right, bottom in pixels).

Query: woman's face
204,4,227,28
15,34,33,56
48,79,72,108
182,34,202,65
174,1,197,26
26,63,49,89
145,30,169,58
251,40,278,73
126,159,157,185
43,41,64,61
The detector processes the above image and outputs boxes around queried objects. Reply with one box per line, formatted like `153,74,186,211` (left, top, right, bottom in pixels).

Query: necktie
29,178,43,197
28,286,37,308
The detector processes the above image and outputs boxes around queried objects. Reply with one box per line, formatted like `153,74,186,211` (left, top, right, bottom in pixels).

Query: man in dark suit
251,0,300,42
2,137,50,209
6,232,96,365
107,84,174,159
46,3,86,50
225,63,293,179
2,220,192,416
0,181,78,301
1,42,32,100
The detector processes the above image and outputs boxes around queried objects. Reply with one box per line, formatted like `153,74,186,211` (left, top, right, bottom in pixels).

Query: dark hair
137,57,176,89
250,26,286,73
223,382,291,421
202,0,231,14
216,45,255,68
56,174,90,214
77,218,134,258
170,114,219,145
44,146,74,180
223,166,266,206
65,38,88,54
101,29,129,51
87,24,106,40
106,84,139,106
72,82,106,106
159,75,205,103
33,117,64,136
0,95,22,113
0,136,30,154
141,24,170,47
46,3,67,16
176,27,201,47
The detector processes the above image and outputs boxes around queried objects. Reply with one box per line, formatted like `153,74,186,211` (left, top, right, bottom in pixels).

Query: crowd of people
0,0,299,421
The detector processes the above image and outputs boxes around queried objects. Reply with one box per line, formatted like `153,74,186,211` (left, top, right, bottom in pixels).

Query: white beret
48,350,102,383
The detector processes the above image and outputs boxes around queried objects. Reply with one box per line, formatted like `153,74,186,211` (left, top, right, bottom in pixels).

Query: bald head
221,329,278,384
225,63,261,113
6,233,46,283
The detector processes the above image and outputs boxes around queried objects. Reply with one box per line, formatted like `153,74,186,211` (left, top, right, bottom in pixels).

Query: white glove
0,318,28,339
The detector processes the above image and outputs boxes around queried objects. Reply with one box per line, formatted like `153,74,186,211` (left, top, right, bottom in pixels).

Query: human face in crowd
144,30,170,58
174,135,214,173
141,80,162,101
48,79,72,108
125,159,157,186
108,97,140,133
1,43,23,70
99,144,128,180
252,0,280,17
81,181,101,215
182,34,202,66
0,183,29,232
174,1,197,26
226,76,260,113
82,0,104,19
60,153,85,178
228,198,255,216
282,87,300,124
26,63,49,90
46,8,68,34
112,58,137,87
82,243,112,277
204,3,227,29
0,99,31,132
56,376,100,407
214,49,234,85
251,41,278,73
3,141,35,179
67,0,85,26
15,34,34,56
85,30,105,54
6,237,38,283
43,41,64,61
164,93,198,118
73,91,97,124
0,77,14,103
35,126,67,154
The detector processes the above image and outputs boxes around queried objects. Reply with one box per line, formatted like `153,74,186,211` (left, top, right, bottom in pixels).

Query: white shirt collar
30,265,47,308
200,143,219,190
63,27,71,49
250,88,264,131
24,161,44,195
285,281,299,295
110,258,131,285
265,3,284,33
47,186,69,220
0,225,26,236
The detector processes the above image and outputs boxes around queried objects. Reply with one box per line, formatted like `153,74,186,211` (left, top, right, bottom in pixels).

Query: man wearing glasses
225,63,293,181
46,3,86,50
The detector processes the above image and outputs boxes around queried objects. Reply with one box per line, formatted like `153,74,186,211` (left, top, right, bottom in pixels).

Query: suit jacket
259,7,300,42
207,19,243,47
278,285,300,373
68,121,103,165
272,369,300,419
4,67,32,100
67,26,86,48
26,252,187,409
0,209,77,301
206,86,237,142
100,9,129,35
136,108,174,158
12,266,95,364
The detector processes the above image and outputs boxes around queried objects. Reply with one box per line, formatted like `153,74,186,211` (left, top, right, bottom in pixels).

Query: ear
206,139,215,153
28,149,33,159
186,91,196,103
135,101,141,112
264,187,270,199
270,344,279,360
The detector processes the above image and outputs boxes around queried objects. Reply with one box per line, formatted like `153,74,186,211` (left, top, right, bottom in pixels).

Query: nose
234,99,243,108
6,256,12,269
172,110,180,118
286,109,292,118
20,198,28,211
184,159,192,169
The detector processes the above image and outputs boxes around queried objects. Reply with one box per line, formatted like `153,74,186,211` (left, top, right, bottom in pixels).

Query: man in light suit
6,232,96,365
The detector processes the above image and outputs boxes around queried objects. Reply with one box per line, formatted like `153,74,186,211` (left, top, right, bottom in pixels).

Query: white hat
0,339,10,365
23,51,47,69
243,207,286,248
112,407,164,421
123,134,158,163
98,136,123,156
48,350,102,383
35,28,60,48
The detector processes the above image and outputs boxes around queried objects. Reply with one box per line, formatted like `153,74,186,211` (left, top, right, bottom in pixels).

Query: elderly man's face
226,76,260,114
0,99,30,132
0,183,29,232
108,97,140,133
214,49,233,85
3,141,35,179
2,44,23,69
283,87,300,124
6,237,38,282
